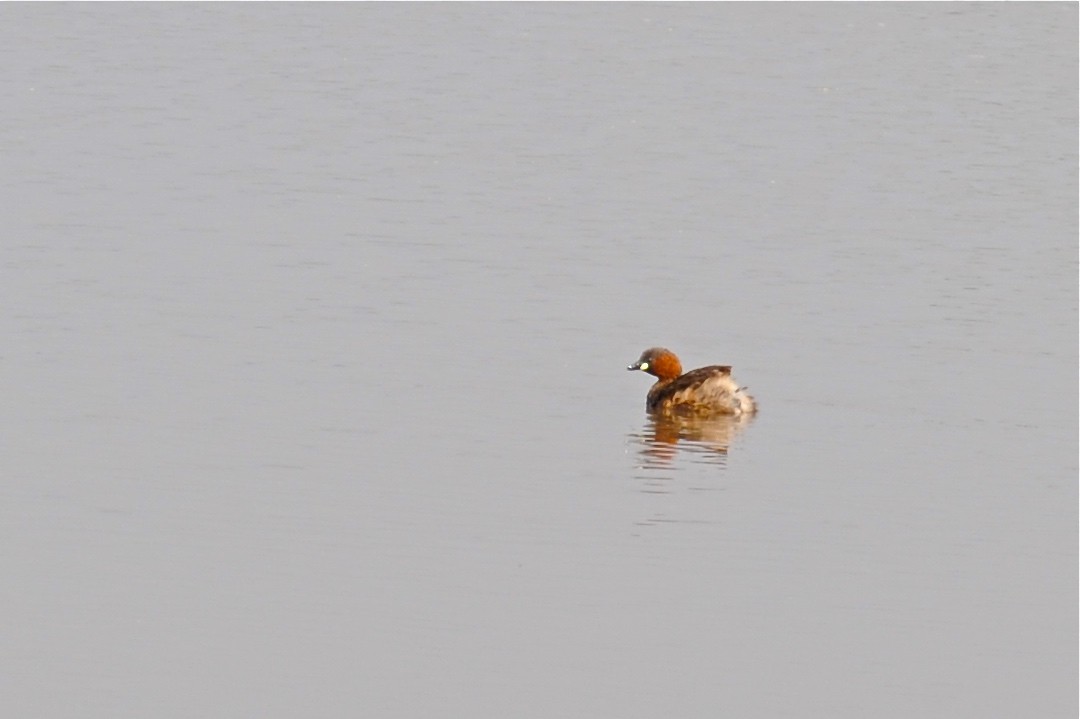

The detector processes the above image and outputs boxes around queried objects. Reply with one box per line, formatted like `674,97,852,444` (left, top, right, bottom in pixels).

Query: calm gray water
1,4,1075,717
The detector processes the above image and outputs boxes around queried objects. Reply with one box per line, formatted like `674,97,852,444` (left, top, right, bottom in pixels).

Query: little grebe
627,347,757,416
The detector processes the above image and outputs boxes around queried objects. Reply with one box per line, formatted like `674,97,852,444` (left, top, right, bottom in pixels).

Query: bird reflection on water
629,411,756,470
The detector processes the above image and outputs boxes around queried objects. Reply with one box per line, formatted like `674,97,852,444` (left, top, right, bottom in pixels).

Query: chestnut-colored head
627,347,683,381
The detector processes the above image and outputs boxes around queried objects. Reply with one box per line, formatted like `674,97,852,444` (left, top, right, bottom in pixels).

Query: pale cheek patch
639,362,649,371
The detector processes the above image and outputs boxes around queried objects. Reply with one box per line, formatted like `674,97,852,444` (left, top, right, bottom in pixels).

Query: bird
627,347,757,416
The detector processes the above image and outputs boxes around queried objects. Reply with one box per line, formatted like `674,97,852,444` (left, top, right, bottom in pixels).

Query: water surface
1,4,1076,718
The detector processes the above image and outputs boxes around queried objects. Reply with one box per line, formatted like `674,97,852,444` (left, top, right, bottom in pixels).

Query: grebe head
627,347,683,381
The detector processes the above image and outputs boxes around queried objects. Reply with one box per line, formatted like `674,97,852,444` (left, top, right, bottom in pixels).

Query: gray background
2,4,1076,718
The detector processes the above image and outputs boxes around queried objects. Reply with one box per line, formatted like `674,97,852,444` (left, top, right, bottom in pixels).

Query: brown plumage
627,347,757,416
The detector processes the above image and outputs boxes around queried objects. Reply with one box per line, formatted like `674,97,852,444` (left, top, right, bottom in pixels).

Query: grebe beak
627,361,647,371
